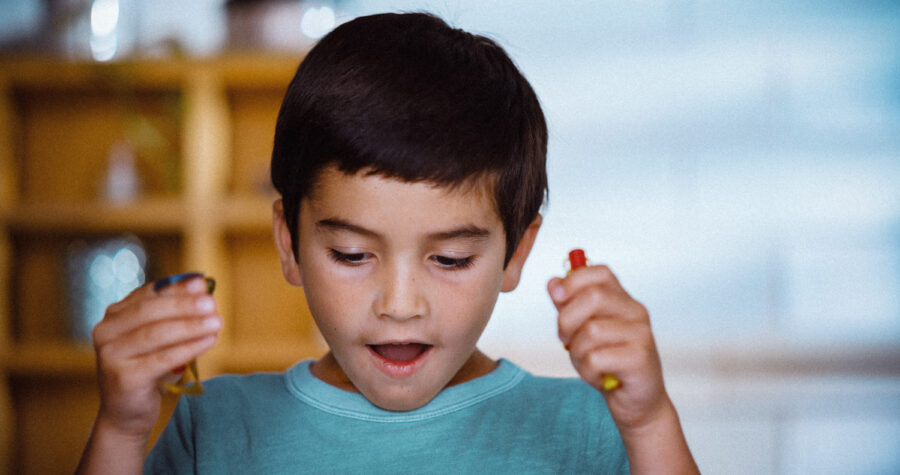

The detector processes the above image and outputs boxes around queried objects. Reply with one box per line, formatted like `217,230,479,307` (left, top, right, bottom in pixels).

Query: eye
431,255,475,270
328,249,372,265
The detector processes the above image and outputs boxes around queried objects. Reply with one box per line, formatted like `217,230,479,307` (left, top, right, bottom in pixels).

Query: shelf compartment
2,197,187,233
4,341,95,376
227,85,288,196
10,375,98,475
224,233,323,370
12,86,183,203
10,232,182,343
219,194,275,232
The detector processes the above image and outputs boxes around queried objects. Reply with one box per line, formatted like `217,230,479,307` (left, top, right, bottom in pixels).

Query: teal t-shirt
145,359,629,474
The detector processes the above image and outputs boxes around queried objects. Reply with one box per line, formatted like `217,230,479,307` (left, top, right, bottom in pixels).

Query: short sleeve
144,397,195,474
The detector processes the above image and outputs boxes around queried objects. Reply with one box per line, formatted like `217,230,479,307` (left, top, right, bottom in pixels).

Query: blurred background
1,0,898,473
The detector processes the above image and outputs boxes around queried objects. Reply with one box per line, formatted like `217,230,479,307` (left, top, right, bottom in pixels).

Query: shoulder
489,361,616,431
176,370,294,422
508,369,608,409
202,371,286,395
480,363,629,472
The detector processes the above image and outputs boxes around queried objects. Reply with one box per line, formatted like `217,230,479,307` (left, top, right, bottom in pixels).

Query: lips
367,342,433,378
369,343,431,362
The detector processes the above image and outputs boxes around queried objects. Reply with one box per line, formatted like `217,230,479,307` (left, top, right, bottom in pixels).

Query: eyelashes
431,255,475,270
328,249,370,265
327,249,475,271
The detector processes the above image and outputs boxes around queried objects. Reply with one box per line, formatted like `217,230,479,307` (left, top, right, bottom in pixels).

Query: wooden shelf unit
0,55,326,475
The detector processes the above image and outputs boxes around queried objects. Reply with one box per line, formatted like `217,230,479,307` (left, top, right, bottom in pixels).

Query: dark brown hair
271,12,547,266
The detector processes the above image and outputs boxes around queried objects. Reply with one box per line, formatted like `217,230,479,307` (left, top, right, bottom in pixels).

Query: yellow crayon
567,249,621,391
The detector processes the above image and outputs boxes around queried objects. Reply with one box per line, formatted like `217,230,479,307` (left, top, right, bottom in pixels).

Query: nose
373,260,427,321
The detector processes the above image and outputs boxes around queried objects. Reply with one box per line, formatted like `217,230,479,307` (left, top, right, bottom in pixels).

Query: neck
310,348,499,393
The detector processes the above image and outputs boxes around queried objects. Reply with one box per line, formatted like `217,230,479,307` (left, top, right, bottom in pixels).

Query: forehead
304,166,501,229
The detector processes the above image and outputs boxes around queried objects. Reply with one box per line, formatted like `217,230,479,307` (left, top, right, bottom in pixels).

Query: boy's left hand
547,264,669,432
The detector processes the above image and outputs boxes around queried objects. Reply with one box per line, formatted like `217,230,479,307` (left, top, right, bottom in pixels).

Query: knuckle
593,265,613,281
585,349,604,371
102,305,117,320
140,321,170,343
632,299,648,316
626,299,649,321
146,350,170,369
134,299,154,316
105,298,127,315
96,343,114,363
585,319,604,340
91,324,108,346
585,287,605,308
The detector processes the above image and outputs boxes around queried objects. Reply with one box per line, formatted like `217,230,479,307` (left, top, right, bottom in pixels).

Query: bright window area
340,1,900,472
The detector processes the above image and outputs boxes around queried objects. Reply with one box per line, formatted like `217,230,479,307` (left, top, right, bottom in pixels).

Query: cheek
300,263,362,339
434,269,504,335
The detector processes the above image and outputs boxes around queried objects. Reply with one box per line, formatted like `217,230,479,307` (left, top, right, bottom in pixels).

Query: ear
501,214,542,292
273,199,303,287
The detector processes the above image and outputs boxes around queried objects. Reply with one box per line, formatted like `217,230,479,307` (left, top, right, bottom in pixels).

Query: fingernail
549,280,565,301
186,278,207,293
196,296,215,313
203,316,222,329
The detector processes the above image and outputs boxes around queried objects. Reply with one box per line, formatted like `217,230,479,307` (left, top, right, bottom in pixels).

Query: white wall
341,2,900,472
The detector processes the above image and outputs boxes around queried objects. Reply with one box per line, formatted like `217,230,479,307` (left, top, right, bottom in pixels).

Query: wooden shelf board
1,55,301,91
5,341,96,376
2,197,186,233
220,194,277,232
215,53,303,88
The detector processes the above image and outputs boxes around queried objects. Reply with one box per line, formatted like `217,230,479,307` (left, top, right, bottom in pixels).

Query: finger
103,280,158,315
556,285,637,346
566,316,637,356
105,274,207,315
549,264,627,306
99,314,222,362
94,292,217,345
153,272,205,293
101,334,218,391
101,275,208,327
144,335,218,379
570,344,637,389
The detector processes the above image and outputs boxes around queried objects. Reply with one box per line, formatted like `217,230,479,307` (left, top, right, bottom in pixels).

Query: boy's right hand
90,275,222,439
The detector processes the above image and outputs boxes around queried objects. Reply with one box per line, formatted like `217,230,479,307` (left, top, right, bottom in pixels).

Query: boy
78,12,698,474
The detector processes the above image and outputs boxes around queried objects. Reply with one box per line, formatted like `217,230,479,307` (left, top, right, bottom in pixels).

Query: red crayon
566,249,621,391
568,249,587,270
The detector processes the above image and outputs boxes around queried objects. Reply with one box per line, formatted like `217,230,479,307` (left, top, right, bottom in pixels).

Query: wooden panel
11,233,182,342
226,234,317,349
9,374,176,475
3,198,186,233
0,78,17,205
12,233,66,340
14,88,182,203
228,88,285,195
11,376,98,475
1,55,308,473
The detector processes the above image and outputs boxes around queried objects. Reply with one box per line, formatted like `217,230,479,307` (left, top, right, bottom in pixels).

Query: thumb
547,277,566,309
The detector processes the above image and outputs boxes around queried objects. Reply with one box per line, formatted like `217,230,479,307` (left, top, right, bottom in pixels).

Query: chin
363,386,439,412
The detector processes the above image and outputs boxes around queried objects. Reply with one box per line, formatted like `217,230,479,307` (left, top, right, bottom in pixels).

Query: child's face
274,166,537,411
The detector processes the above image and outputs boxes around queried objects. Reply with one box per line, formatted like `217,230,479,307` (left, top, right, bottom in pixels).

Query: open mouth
368,343,432,363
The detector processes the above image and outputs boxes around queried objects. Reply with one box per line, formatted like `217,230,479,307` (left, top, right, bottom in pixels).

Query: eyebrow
316,218,491,242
